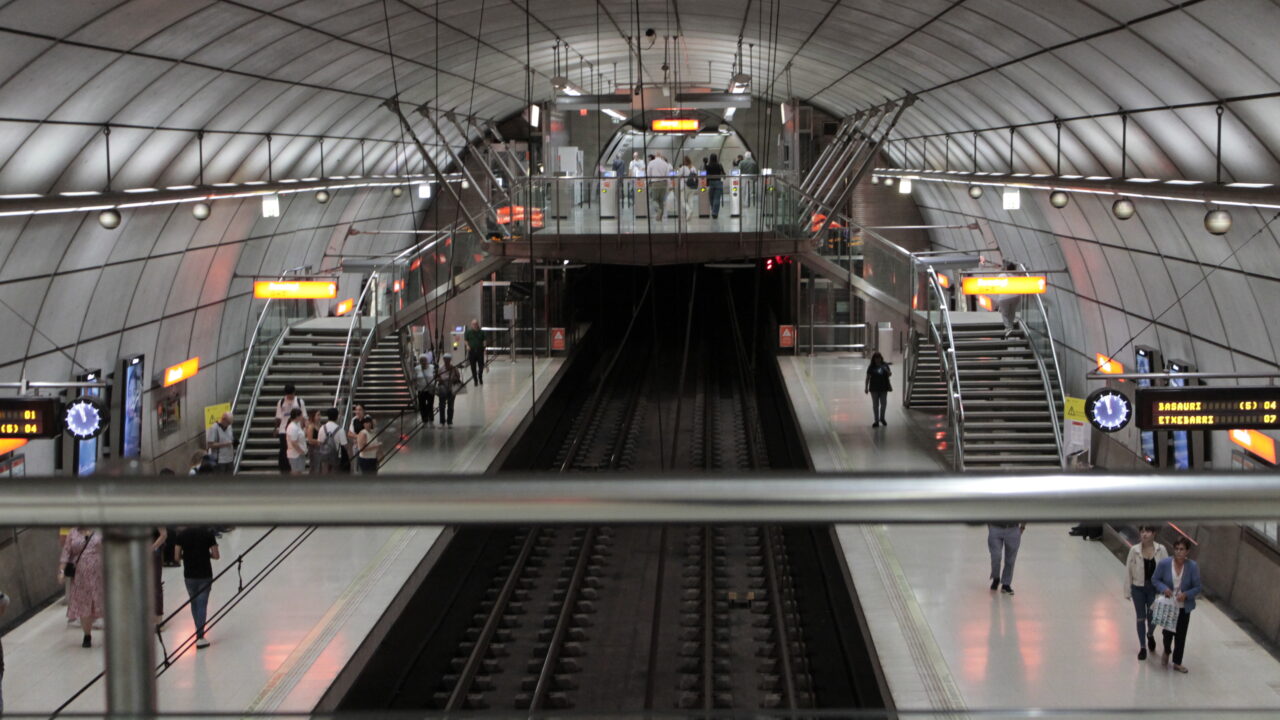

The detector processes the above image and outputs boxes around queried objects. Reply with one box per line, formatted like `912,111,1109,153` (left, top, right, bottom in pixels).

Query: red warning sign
551,327,566,351
779,325,796,348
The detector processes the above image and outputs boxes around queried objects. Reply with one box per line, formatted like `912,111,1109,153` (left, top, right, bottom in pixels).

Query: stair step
964,453,1061,463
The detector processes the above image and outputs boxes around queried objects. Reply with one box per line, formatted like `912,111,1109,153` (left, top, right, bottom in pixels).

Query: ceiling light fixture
1112,197,1136,220
261,193,281,218
1002,187,1021,210
1204,208,1232,235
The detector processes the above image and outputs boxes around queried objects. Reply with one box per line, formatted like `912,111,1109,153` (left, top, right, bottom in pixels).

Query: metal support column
446,113,516,208
104,526,156,716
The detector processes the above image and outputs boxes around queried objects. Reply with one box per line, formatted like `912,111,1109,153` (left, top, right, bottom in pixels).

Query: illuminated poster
1135,351,1156,464
122,355,144,459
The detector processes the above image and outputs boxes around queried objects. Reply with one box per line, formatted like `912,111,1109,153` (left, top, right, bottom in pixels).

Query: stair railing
903,326,920,407
1014,263,1068,469
230,265,314,418
231,326,294,474
923,267,965,471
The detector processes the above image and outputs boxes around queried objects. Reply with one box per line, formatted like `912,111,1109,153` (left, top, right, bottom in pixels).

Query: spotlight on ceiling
1002,187,1021,210
870,176,880,185
968,184,983,199
1050,190,1070,208
192,202,211,221
882,176,895,187
315,189,330,204
1204,208,1232,235
391,185,404,198
551,76,584,97
98,208,121,229
1112,197,1136,220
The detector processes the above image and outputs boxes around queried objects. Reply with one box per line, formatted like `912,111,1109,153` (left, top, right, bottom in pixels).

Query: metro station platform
1,358,563,715
780,355,1280,713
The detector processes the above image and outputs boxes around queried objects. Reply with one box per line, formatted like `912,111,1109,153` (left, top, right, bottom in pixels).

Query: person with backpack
436,354,462,427
274,384,305,474
678,156,700,227
705,154,726,219
316,408,347,474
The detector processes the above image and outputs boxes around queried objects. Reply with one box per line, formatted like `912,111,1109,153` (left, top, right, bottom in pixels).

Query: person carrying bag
62,531,93,578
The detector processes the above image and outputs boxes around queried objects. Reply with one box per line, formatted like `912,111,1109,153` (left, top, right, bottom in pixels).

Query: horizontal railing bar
2,474,1279,525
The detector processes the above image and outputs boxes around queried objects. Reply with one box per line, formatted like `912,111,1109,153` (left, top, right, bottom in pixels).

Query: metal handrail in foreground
924,267,965,471
5,473,1280,525
1017,262,1068,469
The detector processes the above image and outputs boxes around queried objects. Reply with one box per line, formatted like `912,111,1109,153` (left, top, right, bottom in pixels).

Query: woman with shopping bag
1151,536,1202,673
1123,524,1168,660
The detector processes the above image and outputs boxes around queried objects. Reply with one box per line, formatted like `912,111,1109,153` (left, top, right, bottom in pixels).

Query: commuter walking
58,527,104,647
205,411,235,473
1153,537,1202,673
355,416,382,474
987,522,1024,595
1124,524,1168,661
864,352,893,427
274,384,305,473
284,409,307,475
436,354,462,427
627,152,645,208
739,151,759,207
316,408,347,473
174,526,220,649
465,319,486,386
0,590,9,713
997,261,1023,338
705,154,726,219
647,153,673,220
415,353,437,425
678,156,700,227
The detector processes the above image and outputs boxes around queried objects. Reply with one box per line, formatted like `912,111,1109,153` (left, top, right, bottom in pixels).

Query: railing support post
104,526,156,717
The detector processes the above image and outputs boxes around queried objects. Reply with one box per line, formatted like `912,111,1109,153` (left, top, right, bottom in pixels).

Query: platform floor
2,358,563,715
781,355,1280,713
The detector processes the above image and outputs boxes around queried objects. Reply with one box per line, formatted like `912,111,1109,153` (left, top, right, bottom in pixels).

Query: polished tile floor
783,355,1280,713
3,358,563,714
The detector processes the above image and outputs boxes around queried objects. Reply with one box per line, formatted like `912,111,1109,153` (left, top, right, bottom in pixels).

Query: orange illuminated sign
0,438,27,455
254,280,338,300
1231,429,1276,465
1096,354,1124,375
651,118,700,133
334,298,354,316
961,276,1047,295
163,357,199,387
976,295,994,311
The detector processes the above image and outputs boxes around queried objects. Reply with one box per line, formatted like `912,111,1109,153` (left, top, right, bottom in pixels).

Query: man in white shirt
275,384,305,473
205,412,235,473
284,409,307,475
316,408,348,473
646,153,673,220
626,152,645,209
414,353,437,426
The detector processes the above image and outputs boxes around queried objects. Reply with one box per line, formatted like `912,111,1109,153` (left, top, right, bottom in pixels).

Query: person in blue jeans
175,527,220,649
1153,536,1202,673
1123,524,1168,660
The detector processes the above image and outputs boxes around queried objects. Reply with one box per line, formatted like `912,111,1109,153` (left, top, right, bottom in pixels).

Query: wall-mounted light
315,189,330,204
976,295,994,310
528,104,541,128
261,193,281,218
1096,353,1124,375
163,357,200,387
192,202,211,220
418,182,432,199
603,108,627,122
1050,190,1070,208
334,298,354,316
898,177,913,194
968,185,983,199
98,208,121,229
870,176,881,186
391,185,404,198
882,176,895,187
551,76,584,96
1002,187,1021,210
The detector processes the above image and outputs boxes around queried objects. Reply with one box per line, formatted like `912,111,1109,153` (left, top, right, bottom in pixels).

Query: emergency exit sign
779,325,796,348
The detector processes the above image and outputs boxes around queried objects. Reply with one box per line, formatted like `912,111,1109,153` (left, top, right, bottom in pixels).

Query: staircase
352,336,415,421
237,325,358,474
905,329,947,408
951,322,1062,471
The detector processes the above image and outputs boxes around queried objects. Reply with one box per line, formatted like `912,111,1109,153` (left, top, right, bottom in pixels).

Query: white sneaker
196,637,210,649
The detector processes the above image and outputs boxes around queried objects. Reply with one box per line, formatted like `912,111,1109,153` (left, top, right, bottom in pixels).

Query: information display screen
76,371,102,476
0,398,62,439
1135,350,1156,463
1136,386,1280,431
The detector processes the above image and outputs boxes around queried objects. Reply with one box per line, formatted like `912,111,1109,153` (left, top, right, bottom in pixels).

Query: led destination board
1136,386,1280,431
0,397,62,439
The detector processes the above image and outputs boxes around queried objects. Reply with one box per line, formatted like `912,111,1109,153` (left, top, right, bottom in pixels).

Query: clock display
1086,388,1132,433
64,397,108,440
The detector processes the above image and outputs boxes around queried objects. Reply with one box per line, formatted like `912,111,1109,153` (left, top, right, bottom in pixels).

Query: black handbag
63,531,93,578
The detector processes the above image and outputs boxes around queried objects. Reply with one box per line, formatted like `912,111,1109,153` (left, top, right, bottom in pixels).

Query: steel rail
5,474,1280,525
529,527,599,712
445,530,538,711
761,528,799,710
231,325,294,475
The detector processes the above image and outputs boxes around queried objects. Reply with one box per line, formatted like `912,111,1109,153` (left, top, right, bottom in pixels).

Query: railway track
341,267,885,714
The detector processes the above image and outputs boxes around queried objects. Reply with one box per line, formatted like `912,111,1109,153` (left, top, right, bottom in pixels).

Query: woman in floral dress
58,527,105,647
